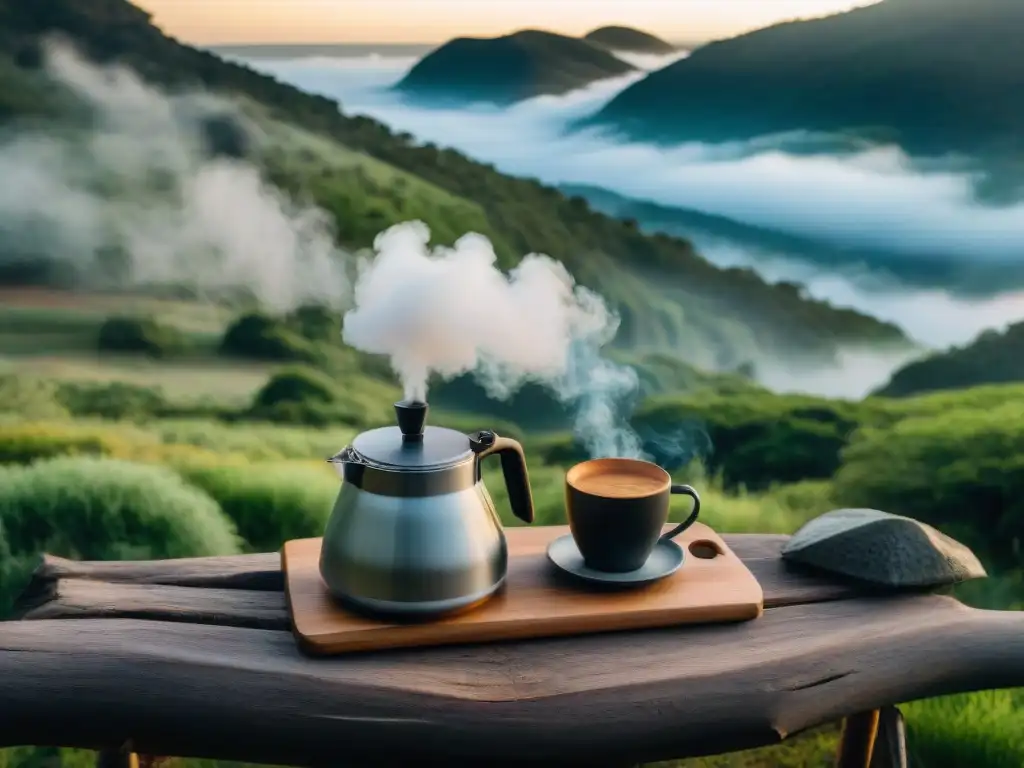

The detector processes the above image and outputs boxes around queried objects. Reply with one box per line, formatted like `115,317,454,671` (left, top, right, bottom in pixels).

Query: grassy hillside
583,26,675,54
0,0,911,375
587,0,1024,161
394,29,636,105
876,320,1024,397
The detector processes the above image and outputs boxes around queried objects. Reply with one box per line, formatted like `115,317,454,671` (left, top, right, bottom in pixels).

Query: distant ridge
583,0,1024,159
876,321,1024,398
394,29,635,106
583,26,675,54
208,43,435,60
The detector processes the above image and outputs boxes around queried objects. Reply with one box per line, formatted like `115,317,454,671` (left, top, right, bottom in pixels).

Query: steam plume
0,42,348,311
342,222,644,458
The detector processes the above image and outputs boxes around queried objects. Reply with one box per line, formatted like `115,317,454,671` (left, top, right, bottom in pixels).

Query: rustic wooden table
2,528,1023,768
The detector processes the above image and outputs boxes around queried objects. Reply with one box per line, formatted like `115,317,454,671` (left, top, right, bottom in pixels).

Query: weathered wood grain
15,535,864,626
1,596,1021,767
17,579,288,630
29,553,283,590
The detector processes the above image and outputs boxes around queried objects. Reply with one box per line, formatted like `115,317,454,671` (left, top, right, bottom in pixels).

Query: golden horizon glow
136,0,881,46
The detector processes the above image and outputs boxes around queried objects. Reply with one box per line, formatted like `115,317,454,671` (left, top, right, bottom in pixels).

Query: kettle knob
394,400,427,443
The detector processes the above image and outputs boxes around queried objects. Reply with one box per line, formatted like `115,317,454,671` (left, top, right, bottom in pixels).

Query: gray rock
781,508,987,588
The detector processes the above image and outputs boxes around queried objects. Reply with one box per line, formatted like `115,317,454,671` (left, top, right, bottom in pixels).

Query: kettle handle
470,432,535,524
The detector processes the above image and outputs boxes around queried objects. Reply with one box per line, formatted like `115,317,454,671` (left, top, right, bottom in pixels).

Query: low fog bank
248,52,1024,350
757,346,922,400
0,43,350,312
691,236,1024,349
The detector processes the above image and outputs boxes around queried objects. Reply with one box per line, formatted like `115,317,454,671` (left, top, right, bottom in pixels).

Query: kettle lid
350,400,473,470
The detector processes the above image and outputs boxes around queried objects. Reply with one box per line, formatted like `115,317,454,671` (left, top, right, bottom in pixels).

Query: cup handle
660,484,701,541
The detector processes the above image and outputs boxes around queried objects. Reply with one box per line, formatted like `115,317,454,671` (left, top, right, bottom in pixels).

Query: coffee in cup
565,457,701,573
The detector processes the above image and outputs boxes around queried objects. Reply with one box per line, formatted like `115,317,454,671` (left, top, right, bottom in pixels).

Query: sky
135,0,880,45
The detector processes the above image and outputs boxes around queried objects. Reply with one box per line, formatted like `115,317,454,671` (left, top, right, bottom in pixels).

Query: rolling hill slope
586,0,1024,160
0,0,911,375
394,29,636,106
876,321,1024,398
583,26,675,54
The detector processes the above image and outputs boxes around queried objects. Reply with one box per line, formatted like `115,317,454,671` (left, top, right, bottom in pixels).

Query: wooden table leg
836,709,881,768
95,746,139,768
870,706,908,768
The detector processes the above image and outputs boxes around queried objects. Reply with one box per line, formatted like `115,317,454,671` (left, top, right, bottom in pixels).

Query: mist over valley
239,42,1024,391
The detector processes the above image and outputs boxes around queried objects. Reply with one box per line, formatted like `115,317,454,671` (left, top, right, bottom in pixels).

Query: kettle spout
327,446,358,479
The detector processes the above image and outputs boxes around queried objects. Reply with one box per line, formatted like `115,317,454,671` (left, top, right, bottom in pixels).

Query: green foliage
834,402,1024,566
0,457,241,614
178,462,336,552
0,422,119,464
97,315,184,357
253,365,337,408
55,379,171,420
0,373,70,419
151,418,356,461
247,364,397,427
633,392,867,490
903,690,1024,768
284,304,340,342
0,747,98,768
220,312,323,363
877,322,1024,398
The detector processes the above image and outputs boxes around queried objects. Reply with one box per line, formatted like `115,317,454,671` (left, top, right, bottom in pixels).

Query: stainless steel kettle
321,399,535,618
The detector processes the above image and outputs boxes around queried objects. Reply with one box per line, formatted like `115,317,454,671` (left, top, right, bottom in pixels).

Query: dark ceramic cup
565,458,701,573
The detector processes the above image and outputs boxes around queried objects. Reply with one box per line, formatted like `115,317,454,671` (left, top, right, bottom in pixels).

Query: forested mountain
0,0,911,372
587,0,1024,160
877,322,1024,397
583,26,675,54
394,29,635,105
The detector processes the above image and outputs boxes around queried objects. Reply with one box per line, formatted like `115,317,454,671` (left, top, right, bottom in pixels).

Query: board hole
689,540,723,560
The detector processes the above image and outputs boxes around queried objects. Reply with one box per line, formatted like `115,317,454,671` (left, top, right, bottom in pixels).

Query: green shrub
247,366,397,427
286,304,341,342
633,393,867,490
178,462,336,552
152,419,356,461
0,457,241,615
0,423,125,464
220,312,323,363
0,374,70,419
56,380,170,420
97,315,184,358
834,402,1024,566
253,366,337,408
877,322,1024,398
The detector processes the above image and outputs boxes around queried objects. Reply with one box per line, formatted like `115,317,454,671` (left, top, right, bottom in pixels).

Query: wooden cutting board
283,522,763,656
